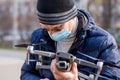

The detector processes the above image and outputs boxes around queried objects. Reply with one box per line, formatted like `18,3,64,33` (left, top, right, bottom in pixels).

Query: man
20,0,120,80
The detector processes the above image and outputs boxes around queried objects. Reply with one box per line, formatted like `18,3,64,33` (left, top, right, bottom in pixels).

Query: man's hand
50,59,78,80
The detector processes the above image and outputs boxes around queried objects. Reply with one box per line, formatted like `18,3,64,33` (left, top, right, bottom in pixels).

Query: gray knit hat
37,0,77,25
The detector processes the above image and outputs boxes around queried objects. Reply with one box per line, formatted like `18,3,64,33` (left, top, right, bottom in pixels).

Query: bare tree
0,1,13,39
87,0,95,11
102,0,117,30
102,0,112,29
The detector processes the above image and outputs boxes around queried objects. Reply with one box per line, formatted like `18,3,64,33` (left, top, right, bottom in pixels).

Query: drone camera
56,61,70,71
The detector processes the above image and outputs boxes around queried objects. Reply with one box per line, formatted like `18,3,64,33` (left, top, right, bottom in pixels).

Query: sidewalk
0,57,24,80
0,49,25,80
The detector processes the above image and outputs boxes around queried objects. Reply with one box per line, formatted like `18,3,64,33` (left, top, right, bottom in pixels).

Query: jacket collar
77,9,95,31
68,10,95,51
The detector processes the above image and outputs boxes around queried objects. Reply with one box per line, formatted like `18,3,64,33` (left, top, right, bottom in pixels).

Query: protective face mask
48,28,71,41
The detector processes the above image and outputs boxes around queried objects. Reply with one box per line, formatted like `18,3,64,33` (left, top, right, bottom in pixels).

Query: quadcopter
15,43,120,80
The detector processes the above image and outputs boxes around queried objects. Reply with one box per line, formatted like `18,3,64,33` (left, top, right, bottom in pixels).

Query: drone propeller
77,51,120,69
14,43,29,48
15,39,47,48
77,51,101,61
14,43,41,48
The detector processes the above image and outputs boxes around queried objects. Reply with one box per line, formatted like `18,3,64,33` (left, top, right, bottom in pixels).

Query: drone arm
36,62,50,69
75,58,98,69
26,50,30,64
94,61,104,80
78,72,92,80
30,50,55,58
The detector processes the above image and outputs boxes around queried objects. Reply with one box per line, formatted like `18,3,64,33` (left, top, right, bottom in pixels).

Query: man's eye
54,29,62,32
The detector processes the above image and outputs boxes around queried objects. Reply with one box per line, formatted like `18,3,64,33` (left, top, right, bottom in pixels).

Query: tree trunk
102,0,112,29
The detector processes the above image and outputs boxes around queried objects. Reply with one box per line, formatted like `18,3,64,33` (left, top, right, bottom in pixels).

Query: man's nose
49,30,55,35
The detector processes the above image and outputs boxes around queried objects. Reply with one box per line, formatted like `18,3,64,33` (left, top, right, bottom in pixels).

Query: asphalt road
0,49,26,80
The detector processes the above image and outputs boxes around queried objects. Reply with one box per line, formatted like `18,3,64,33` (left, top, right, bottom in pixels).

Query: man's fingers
41,78,49,80
71,62,78,74
50,59,57,72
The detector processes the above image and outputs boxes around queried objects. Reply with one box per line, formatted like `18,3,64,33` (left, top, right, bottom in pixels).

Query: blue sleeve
20,60,40,80
20,29,42,80
98,35,120,80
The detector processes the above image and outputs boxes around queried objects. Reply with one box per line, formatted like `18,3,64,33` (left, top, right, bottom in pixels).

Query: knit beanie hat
37,0,77,25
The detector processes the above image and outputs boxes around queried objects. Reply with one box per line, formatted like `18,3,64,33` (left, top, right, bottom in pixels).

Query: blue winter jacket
20,10,120,80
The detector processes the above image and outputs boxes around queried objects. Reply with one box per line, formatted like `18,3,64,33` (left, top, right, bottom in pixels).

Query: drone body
15,44,120,80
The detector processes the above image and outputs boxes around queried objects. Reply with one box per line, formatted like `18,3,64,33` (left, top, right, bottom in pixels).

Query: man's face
40,18,75,35
40,23,64,35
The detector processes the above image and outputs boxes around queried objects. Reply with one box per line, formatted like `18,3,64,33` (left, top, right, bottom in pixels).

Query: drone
15,43,120,80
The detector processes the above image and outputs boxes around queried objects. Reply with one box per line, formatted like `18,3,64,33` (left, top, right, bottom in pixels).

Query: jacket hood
77,9,95,30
